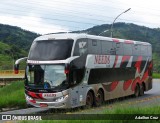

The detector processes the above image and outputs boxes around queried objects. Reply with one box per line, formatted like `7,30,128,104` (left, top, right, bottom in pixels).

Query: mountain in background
78,22,160,72
0,24,39,69
0,23,160,71
79,22,160,54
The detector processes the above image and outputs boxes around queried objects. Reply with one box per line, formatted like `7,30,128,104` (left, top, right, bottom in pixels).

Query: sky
0,0,160,34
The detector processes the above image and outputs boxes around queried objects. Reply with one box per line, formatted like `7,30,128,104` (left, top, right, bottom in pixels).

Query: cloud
0,14,69,34
0,0,160,34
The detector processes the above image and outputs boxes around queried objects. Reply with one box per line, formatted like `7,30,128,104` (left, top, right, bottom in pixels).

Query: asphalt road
71,79,160,114
0,79,159,115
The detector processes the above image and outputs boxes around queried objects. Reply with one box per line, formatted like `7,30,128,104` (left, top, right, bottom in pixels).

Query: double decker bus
15,33,152,108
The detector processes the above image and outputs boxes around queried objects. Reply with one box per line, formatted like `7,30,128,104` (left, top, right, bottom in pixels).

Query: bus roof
34,33,151,46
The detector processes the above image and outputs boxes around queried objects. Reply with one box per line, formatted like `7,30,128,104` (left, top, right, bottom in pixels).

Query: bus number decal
94,55,110,64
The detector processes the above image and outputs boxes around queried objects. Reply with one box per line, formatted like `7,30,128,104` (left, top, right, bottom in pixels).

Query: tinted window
124,44,132,55
88,68,136,84
101,41,113,55
132,44,141,56
148,45,152,56
141,45,148,56
73,38,88,56
28,40,73,60
113,42,123,55
88,39,101,54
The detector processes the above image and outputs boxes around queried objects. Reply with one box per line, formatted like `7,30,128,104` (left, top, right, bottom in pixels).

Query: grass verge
103,105,160,114
153,73,160,78
19,106,160,123
0,81,26,110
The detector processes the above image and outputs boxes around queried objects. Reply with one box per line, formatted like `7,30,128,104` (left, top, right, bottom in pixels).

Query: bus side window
88,39,101,54
147,45,152,57
73,39,88,56
123,43,133,55
113,42,124,55
101,41,114,55
133,44,141,56
141,45,148,56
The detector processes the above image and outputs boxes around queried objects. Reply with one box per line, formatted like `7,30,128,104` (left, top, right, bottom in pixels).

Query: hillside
0,24,39,70
79,22,160,72
0,23,160,71
80,23,160,53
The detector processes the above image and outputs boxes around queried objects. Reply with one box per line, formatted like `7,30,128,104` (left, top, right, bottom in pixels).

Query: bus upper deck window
79,41,87,55
73,39,88,56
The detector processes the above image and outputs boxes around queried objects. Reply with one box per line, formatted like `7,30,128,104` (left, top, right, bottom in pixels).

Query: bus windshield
26,64,68,89
28,39,74,60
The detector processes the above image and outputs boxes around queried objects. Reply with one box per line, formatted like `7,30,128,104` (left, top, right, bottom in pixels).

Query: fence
0,70,25,76
0,70,25,87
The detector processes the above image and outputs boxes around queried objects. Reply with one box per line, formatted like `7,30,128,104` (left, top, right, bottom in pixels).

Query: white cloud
0,0,160,34
0,14,69,34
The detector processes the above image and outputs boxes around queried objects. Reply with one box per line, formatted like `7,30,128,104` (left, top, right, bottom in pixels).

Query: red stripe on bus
121,56,131,67
135,56,143,73
149,62,153,69
141,70,149,83
112,38,119,42
29,99,36,104
113,56,119,68
131,77,140,91
123,79,132,91
110,81,119,91
38,93,45,99
28,91,39,99
124,40,134,44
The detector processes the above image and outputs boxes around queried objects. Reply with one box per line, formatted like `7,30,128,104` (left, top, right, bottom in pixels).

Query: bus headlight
26,95,33,100
25,95,36,103
55,94,69,102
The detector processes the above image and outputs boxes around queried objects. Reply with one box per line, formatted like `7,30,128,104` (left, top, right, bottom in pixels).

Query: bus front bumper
25,94,71,108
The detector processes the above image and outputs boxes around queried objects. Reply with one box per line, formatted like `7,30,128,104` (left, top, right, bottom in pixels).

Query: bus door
70,86,80,107
70,70,80,107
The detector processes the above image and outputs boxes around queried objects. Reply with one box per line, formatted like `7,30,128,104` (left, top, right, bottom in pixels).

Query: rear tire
95,90,104,107
86,91,94,108
140,84,144,96
134,84,140,97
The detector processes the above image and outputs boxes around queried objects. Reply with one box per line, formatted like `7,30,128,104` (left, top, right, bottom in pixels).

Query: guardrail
0,70,25,87
0,70,25,76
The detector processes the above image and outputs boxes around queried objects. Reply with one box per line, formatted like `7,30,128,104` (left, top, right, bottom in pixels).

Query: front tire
86,91,94,108
134,84,140,97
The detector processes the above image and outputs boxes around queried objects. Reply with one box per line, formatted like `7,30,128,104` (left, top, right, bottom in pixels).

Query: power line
0,0,160,31
2,0,160,27
0,5,109,23
1,6,160,28
6,0,160,17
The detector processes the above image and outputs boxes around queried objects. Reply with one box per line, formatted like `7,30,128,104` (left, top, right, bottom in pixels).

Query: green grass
103,105,160,114
0,81,26,109
19,106,160,123
153,73,160,78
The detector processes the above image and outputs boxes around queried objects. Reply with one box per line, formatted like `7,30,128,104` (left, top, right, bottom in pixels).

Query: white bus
15,33,152,108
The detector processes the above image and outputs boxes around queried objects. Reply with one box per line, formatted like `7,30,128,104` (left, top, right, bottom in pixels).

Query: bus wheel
86,91,94,108
134,84,140,97
140,84,144,96
95,90,104,107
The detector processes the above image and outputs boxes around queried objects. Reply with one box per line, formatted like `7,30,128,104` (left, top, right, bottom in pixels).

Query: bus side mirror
14,57,28,74
14,64,19,74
